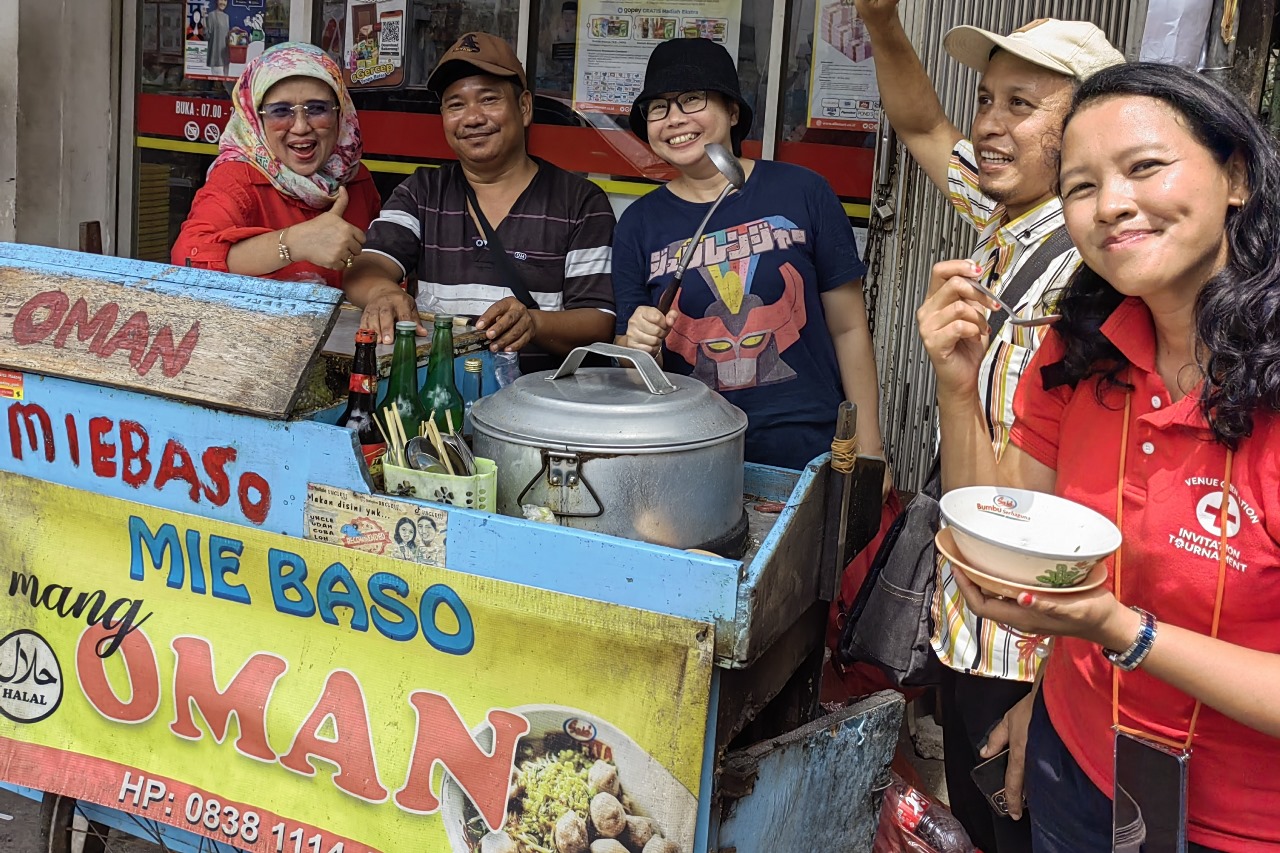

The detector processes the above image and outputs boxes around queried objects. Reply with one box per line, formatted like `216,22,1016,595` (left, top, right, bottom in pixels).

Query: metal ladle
656,143,747,313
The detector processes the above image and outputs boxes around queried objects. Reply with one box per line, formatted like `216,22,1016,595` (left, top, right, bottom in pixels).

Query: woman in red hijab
173,42,381,288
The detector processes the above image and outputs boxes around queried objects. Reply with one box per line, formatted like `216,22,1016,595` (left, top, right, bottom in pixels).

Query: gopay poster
572,0,742,115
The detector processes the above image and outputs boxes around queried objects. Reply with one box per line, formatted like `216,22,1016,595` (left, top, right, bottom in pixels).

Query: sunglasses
258,100,337,128
640,90,708,122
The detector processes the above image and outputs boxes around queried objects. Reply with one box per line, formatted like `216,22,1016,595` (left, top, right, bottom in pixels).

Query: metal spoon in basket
969,276,1061,328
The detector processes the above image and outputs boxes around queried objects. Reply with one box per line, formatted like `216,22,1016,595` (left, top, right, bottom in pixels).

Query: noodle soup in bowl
441,704,696,853
938,486,1121,589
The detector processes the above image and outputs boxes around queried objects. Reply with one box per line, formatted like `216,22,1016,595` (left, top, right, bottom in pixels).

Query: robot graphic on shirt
654,217,808,391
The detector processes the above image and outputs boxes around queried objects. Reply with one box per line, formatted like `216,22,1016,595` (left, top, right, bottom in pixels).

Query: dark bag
838,458,944,687
837,225,1072,688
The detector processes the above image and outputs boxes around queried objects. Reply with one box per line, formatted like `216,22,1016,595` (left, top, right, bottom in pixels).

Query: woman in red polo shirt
919,63,1280,852
173,42,381,287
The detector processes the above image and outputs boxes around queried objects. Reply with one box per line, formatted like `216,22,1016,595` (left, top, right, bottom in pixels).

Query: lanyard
1110,391,1235,751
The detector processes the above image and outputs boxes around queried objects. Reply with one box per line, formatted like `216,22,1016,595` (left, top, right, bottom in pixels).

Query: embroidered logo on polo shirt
1167,477,1261,573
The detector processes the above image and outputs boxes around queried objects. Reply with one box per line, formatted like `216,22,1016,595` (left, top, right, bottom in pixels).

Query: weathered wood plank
728,458,830,666
717,691,904,853
0,247,340,418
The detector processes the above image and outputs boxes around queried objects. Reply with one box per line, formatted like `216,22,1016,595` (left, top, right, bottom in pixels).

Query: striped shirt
363,158,616,323
931,139,1081,682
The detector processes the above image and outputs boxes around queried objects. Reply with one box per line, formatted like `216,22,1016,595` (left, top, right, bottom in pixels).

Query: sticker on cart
0,369,23,399
304,482,447,566
0,629,62,724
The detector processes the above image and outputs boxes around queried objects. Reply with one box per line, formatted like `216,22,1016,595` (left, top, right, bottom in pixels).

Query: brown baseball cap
427,32,527,95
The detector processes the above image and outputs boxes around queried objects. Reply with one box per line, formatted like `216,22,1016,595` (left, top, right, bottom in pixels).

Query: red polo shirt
1010,297,1280,852
172,160,382,289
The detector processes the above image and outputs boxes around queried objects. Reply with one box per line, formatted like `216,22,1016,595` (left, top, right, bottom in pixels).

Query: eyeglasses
258,100,337,128
639,90,708,122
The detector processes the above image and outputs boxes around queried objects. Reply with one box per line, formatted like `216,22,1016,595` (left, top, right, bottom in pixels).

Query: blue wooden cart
0,244,902,853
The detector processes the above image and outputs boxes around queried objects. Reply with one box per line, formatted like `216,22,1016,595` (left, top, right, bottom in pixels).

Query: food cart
0,243,903,853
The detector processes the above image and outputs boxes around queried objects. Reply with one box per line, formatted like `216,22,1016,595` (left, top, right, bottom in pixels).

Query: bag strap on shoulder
460,176,540,311
987,224,1072,341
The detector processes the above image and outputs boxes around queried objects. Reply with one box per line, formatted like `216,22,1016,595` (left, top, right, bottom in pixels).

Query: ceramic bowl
935,528,1108,598
938,486,1121,589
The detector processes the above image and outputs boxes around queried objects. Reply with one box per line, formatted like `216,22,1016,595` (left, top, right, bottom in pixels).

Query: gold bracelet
277,229,291,264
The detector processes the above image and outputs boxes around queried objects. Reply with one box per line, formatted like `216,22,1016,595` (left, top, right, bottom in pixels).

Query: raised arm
855,0,964,192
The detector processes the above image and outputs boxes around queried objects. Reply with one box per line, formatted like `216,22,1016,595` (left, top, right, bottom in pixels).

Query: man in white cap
853,3,1124,851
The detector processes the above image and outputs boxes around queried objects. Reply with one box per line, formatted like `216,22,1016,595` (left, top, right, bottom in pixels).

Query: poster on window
572,0,742,115
806,0,879,131
184,0,269,82
341,0,407,89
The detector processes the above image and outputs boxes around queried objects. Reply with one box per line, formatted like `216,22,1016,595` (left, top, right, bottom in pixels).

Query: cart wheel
37,794,109,853
38,793,74,853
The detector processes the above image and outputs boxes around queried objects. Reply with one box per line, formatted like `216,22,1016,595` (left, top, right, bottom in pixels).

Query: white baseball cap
943,19,1125,80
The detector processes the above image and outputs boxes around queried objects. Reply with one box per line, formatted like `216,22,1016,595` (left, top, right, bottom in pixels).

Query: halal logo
457,34,481,53
994,495,1018,510
0,630,62,723
1196,491,1241,538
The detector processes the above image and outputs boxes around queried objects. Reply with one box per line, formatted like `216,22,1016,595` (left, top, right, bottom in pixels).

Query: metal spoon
969,277,1061,327
404,436,447,473
442,433,476,476
656,142,748,314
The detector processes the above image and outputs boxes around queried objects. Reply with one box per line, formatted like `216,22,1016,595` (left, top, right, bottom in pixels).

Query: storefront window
777,0,875,204
525,0,771,182
134,0,292,261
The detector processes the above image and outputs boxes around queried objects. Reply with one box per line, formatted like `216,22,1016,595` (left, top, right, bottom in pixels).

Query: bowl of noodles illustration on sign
441,705,696,853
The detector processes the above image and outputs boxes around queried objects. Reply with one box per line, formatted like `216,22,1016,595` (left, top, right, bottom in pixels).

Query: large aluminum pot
470,343,749,553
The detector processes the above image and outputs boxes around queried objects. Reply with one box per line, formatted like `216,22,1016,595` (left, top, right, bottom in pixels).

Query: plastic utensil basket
382,458,496,511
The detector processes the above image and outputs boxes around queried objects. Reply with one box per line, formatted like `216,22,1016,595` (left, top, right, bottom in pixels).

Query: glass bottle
420,314,464,435
460,357,483,441
338,328,387,487
381,320,428,445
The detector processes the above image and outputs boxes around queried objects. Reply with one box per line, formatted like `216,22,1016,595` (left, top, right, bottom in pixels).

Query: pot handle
548,342,677,395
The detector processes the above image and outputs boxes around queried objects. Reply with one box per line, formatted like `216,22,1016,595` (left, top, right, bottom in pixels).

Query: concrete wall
11,0,121,252
0,1,18,243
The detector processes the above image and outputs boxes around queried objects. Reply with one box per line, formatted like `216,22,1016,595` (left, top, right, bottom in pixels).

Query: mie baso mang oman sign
0,472,713,853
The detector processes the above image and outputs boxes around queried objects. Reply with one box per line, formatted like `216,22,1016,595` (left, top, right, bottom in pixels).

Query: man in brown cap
853,3,1124,851
343,32,615,369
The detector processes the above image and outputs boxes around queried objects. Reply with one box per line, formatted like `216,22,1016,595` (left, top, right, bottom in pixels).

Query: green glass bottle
381,320,428,442
420,314,464,434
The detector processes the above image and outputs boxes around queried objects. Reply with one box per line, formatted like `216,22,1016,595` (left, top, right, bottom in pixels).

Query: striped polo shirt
931,139,1081,682
363,158,615,323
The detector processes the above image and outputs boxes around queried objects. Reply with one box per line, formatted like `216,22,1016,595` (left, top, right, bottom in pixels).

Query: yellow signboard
0,472,713,852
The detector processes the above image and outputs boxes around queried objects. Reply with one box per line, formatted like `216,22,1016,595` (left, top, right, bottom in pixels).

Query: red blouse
172,160,382,289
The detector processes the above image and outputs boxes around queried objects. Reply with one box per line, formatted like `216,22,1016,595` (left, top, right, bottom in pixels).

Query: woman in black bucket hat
626,37,753,156
614,38,888,476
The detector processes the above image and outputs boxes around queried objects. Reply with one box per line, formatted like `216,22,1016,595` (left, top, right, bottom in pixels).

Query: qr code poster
343,0,407,88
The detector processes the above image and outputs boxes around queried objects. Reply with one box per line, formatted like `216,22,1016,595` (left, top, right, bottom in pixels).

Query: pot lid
470,345,747,451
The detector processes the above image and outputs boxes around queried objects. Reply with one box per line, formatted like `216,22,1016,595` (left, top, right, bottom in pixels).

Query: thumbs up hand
285,185,368,270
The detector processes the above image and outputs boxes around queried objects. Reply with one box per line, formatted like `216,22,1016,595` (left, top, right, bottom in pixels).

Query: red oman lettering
13,291,200,378
78,627,530,820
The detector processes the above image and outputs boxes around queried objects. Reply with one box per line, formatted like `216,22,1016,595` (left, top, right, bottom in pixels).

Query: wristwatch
1104,606,1158,671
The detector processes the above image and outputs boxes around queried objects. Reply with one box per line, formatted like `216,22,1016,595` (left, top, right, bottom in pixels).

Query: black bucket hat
628,38,752,152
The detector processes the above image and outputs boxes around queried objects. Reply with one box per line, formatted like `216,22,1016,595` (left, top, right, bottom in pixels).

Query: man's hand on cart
345,252,427,344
